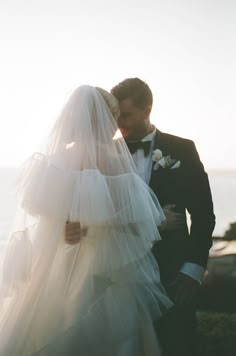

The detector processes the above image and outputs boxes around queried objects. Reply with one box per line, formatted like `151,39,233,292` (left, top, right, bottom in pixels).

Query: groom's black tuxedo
150,128,215,284
149,129,215,356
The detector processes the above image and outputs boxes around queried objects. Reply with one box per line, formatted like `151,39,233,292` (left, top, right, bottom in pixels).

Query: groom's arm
169,140,215,306
184,141,215,267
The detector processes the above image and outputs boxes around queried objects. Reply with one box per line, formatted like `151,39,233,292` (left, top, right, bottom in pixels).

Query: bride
0,85,172,355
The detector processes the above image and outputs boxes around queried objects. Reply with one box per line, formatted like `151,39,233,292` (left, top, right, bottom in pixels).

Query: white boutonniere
152,149,181,171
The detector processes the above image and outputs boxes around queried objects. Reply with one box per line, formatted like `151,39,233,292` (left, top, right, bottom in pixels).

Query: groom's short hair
111,78,153,110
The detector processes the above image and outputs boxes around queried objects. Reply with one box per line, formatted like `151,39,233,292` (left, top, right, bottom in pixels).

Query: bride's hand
65,221,87,244
159,204,185,231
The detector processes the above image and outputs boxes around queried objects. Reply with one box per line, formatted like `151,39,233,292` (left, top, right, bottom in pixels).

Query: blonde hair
96,87,120,120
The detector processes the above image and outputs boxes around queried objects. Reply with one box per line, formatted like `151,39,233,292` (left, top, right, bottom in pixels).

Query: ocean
0,167,236,243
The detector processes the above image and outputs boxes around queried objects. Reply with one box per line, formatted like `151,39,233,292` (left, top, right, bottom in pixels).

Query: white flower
152,149,163,161
152,149,181,171
158,157,169,168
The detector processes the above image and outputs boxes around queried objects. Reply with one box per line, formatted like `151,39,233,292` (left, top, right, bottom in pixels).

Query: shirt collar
141,127,156,142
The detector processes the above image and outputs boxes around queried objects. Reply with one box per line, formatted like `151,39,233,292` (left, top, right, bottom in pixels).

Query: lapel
152,128,172,155
149,128,166,186
149,128,180,204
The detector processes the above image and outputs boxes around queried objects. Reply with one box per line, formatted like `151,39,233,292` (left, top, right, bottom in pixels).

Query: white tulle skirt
0,168,172,356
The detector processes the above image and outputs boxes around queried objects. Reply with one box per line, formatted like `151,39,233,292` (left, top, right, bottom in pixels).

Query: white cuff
180,262,205,284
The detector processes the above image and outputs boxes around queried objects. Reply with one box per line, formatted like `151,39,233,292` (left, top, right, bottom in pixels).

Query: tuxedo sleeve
184,141,215,268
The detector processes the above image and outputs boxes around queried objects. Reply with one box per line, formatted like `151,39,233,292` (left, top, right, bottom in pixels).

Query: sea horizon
1,165,236,172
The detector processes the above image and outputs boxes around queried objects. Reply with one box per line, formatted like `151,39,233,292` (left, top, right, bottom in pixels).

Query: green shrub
196,311,236,356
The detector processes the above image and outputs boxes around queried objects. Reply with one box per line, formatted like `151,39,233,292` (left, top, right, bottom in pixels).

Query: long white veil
0,86,171,356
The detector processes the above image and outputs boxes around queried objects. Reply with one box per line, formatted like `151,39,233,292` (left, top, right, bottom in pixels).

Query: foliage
196,311,236,356
223,222,236,240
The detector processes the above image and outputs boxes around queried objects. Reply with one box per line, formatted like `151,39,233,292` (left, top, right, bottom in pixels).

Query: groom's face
118,98,149,141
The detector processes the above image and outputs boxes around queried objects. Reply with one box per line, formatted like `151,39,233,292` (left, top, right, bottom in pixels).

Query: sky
0,0,235,169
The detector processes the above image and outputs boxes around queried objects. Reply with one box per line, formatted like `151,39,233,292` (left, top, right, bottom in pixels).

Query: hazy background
0,0,235,240
0,0,235,168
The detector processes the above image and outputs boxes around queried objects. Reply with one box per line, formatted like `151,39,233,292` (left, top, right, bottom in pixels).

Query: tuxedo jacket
150,129,215,284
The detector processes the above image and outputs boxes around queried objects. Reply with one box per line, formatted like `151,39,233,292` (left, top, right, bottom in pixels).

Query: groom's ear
144,105,152,119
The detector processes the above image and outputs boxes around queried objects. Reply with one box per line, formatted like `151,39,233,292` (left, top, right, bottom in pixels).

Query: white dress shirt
129,128,205,283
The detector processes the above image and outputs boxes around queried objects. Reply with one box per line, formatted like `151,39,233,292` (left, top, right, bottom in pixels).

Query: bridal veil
0,85,172,355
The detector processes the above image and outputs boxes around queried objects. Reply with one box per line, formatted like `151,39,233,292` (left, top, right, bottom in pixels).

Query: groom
110,78,215,356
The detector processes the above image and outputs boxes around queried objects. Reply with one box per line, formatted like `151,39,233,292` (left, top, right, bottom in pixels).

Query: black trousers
155,303,197,356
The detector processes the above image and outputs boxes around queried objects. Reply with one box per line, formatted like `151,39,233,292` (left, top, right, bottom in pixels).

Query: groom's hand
65,221,87,244
160,204,185,231
168,272,200,307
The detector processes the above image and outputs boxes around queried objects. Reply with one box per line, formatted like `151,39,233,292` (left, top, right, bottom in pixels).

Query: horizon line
0,164,235,173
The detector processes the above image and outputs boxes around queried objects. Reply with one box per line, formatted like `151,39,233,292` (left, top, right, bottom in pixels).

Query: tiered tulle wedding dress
0,86,172,355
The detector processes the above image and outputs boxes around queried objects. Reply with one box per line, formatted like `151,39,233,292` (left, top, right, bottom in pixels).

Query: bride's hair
95,87,120,120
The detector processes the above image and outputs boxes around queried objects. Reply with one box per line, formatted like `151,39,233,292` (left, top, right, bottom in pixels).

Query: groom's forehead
119,98,138,111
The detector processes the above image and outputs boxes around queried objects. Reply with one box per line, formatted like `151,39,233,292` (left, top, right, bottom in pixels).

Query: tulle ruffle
0,158,170,355
18,153,164,226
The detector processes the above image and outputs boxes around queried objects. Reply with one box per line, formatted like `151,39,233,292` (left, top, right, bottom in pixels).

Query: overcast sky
0,0,235,169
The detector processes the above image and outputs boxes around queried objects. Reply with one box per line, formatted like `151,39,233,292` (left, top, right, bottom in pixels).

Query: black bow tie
125,140,151,156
